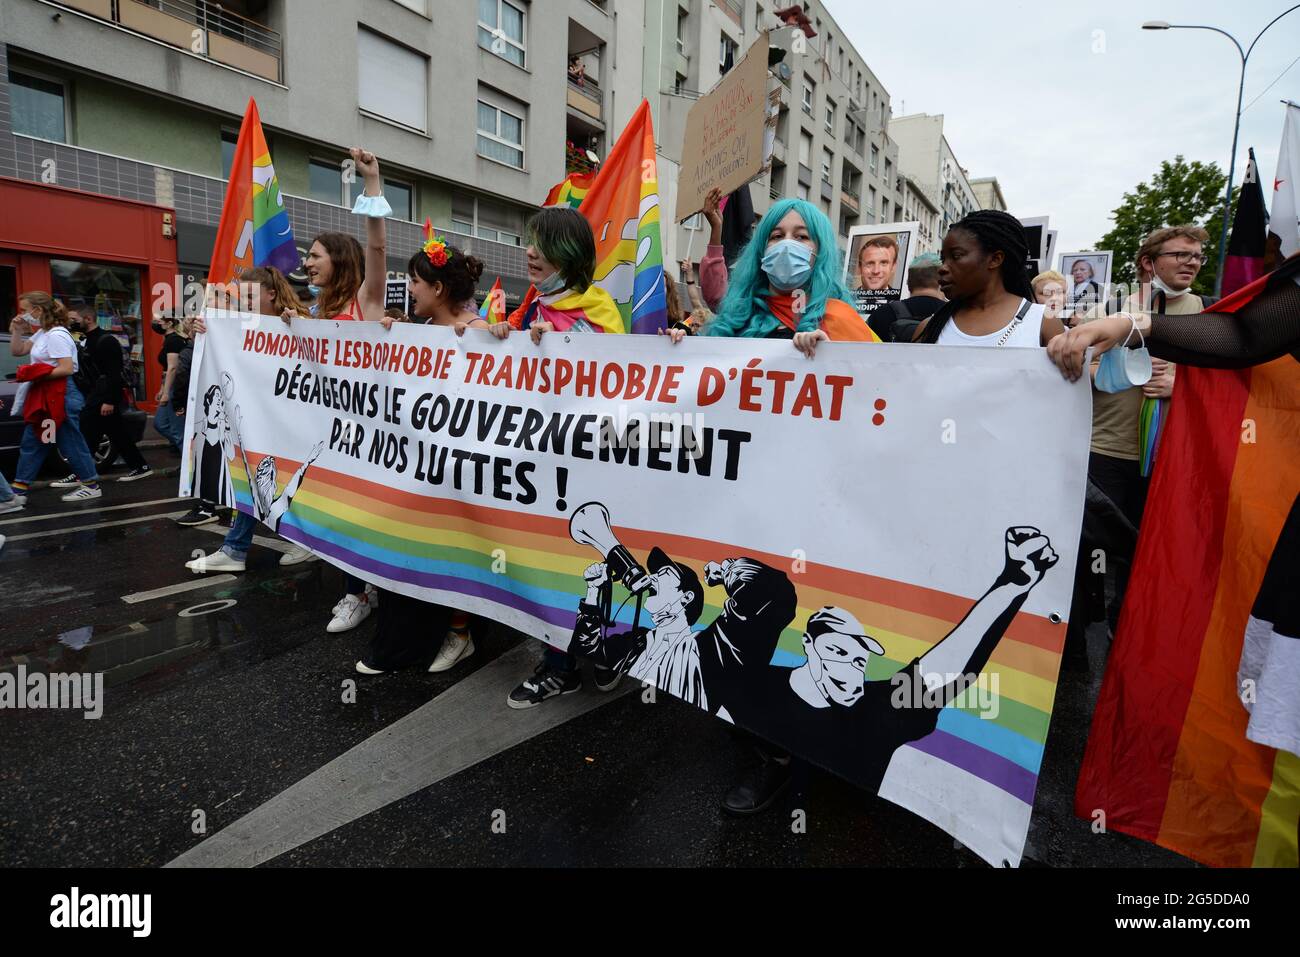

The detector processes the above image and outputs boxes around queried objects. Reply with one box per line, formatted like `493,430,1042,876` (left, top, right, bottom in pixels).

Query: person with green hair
702,198,879,357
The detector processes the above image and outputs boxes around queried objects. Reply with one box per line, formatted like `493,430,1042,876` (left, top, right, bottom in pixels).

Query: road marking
2,510,189,542
0,496,186,527
122,576,239,605
166,642,635,868
178,599,239,617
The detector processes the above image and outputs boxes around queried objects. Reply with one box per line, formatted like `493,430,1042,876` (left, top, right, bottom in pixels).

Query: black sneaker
507,661,582,709
175,507,219,527
593,664,624,692
721,756,792,816
116,466,152,482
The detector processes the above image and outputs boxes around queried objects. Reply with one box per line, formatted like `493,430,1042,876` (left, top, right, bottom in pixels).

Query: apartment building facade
970,176,1007,213
648,0,908,269
901,173,940,254
890,112,982,237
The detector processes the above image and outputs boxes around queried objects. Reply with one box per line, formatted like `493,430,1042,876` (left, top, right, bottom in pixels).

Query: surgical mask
306,283,321,297
1094,319,1152,394
1151,274,1188,299
761,240,814,291
536,271,567,295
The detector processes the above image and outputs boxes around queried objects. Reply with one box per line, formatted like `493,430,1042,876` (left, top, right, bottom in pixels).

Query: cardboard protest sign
185,316,1090,867
675,32,770,222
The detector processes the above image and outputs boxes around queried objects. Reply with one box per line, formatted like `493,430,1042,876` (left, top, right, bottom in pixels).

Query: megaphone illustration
569,501,652,594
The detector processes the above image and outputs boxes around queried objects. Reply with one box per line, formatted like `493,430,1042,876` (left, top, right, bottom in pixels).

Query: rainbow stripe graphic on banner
208,97,298,285
232,451,1064,808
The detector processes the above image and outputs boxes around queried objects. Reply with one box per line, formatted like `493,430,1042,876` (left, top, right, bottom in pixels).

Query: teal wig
705,198,852,337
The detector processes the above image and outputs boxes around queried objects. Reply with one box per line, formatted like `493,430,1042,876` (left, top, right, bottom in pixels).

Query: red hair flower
422,234,450,267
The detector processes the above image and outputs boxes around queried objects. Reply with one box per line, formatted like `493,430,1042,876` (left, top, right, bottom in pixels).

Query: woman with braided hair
913,209,1066,348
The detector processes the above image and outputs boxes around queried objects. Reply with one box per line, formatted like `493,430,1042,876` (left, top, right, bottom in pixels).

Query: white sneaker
0,498,22,514
428,629,475,673
327,593,372,633
278,543,315,565
61,485,102,501
50,473,80,489
185,550,246,574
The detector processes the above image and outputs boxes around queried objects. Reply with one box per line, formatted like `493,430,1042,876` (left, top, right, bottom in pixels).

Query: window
881,200,890,222
677,10,688,53
477,96,525,169
478,0,526,68
867,186,876,219
50,260,145,401
220,129,240,179
798,131,812,168
870,144,879,175
358,29,428,132
385,179,413,221
309,158,347,206
797,183,809,201
674,72,687,94
801,75,814,115
824,100,834,133
885,158,892,185
10,71,66,142
720,36,738,70
451,194,523,245
392,0,429,13
821,148,833,184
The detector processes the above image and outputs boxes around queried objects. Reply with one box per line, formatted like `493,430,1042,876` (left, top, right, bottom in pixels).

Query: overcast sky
824,0,1300,255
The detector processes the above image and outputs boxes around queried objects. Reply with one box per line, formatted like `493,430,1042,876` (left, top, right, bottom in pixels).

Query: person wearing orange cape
691,198,878,355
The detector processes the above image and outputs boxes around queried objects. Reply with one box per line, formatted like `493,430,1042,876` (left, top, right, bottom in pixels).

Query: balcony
719,0,743,25
567,73,603,123
820,178,834,202
840,190,859,214
798,164,812,188
56,0,282,83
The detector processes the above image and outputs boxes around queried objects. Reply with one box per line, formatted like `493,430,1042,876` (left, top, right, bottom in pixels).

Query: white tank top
935,299,1044,348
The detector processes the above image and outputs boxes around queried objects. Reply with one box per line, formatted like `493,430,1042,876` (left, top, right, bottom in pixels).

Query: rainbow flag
1075,259,1300,866
208,97,297,285
1137,396,1164,477
544,171,594,209
478,277,506,323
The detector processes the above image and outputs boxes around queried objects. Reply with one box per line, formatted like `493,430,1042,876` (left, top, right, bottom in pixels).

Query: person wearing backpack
868,252,946,343
51,308,151,483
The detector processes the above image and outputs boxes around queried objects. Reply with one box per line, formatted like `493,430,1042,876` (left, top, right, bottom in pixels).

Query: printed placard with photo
1057,250,1112,318
843,222,919,319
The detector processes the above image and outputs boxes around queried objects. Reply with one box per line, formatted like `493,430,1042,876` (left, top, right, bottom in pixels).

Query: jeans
0,470,14,501
222,510,258,561
153,398,184,451
16,380,100,484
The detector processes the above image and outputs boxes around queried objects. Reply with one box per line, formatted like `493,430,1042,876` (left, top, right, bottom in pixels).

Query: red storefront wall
0,176,179,410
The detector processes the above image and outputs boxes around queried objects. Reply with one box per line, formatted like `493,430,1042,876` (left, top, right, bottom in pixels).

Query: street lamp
1142,7,1300,295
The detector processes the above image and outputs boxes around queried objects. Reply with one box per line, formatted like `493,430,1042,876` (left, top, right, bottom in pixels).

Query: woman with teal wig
701,198,879,354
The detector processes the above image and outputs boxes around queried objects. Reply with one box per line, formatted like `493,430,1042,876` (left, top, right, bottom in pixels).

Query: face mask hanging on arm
1094,314,1153,393
761,240,815,291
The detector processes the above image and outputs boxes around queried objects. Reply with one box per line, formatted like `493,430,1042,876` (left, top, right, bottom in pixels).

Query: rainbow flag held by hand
478,277,506,323
208,97,298,285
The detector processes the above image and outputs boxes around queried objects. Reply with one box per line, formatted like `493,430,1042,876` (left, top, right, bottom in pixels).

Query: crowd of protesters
4,144,1297,817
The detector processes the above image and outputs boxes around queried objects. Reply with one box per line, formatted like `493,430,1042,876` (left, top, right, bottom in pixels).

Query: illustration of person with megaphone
565,501,798,713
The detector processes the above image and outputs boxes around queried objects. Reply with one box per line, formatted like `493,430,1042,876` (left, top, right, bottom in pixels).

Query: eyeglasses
1155,251,1206,265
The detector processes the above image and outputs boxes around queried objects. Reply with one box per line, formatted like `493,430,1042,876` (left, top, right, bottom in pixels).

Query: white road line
195,524,315,558
0,496,186,527
121,575,239,604
3,510,189,542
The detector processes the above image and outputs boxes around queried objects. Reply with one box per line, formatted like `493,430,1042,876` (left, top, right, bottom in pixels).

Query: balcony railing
566,72,603,122
55,0,282,82
719,0,742,24
840,190,859,214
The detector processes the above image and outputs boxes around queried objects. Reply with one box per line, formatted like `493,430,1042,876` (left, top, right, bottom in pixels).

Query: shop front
0,177,178,409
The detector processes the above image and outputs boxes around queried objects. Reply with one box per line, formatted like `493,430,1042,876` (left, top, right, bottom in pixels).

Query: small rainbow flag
208,97,297,285
544,171,594,209
1076,258,1300,867
478,277,506,323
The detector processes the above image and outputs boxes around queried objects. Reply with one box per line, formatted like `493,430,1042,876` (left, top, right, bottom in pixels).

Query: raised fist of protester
529,319,554,345
703,187,724,231
997,527,1058,590
793,329,828,358
349,146,380,184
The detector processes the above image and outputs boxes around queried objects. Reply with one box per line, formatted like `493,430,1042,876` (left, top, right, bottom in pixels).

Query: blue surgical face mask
536,271,567,295
1094,324,1153,393
306,283,321,297
761,239,815,291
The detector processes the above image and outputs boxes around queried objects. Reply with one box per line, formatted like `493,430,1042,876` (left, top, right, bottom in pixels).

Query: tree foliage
1099,155,1237,297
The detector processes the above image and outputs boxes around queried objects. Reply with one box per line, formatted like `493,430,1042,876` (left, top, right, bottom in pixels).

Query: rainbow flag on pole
208,98,298,285
1076,258,1300,866
478,277,506,323
544,172,594,209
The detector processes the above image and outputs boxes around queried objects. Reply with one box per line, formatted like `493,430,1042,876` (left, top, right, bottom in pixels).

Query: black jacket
84,327,127,409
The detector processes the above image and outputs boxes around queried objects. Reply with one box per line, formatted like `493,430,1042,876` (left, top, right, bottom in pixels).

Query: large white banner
184,314,1091,866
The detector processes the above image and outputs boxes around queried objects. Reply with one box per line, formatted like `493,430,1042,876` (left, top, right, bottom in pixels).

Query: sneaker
593,664,624,693
185,550,246,574
61,484,102,502
355,659,385,675
364,583,380,609
175,507,219,527
278,543,315,566
721,756,792,816
428,628,475,673
0,498,22,515
327,593,372,633
507,660,582,709
117,466,152,482
50,473,80,489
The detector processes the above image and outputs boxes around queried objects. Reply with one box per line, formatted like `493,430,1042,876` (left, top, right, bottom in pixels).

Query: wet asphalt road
0,446,1190,868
